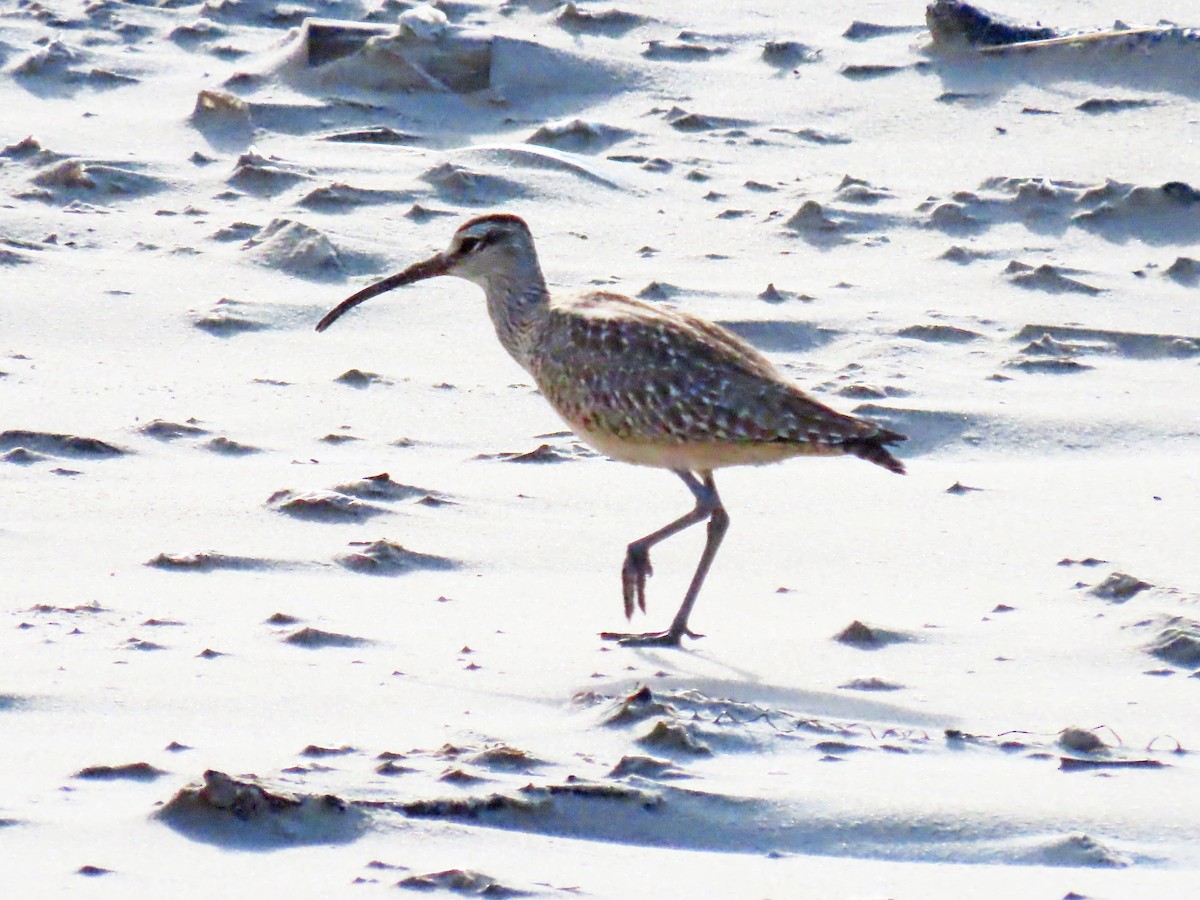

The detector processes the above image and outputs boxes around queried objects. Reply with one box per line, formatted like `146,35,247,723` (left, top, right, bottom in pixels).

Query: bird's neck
481,261,551,373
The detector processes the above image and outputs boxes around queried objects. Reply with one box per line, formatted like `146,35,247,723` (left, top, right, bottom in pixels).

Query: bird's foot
621,545,653,618
599,626,703,648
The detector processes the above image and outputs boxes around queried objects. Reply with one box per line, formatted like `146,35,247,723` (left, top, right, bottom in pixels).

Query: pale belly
570,422,840,472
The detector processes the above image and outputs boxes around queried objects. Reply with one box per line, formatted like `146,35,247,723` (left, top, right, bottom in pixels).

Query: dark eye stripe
458,229,503,255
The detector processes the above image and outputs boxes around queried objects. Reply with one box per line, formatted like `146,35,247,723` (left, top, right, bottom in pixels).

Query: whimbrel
316,214,905,647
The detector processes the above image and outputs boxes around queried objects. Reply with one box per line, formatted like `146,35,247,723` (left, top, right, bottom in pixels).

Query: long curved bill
315,253,449,332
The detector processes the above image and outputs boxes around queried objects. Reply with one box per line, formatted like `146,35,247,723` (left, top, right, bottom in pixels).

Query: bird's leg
602,471,728,648
664,480,728,639
618,471,712,618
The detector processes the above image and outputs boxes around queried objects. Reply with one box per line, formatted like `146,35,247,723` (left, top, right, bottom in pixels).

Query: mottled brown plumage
317,213,905,646
533,290,900,471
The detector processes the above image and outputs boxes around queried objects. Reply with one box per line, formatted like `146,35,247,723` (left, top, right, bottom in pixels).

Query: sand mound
158,770,366,847
0,430,125,458
397,868,537,896
145,552,277,572
1017,832,1131,868
284,627,372,649
267,489,389,522
1146,618,1200,669
243,218,346,278
190,299,271,336
525,118,636,154
74,762,167,782
25,159,166,203
333,473,431,502
261,16,636,102
139,420,209,441
1074,181,1200,244
335,539,457,575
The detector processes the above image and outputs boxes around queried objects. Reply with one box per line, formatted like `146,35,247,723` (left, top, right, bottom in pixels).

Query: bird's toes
619,630,682,648
623,577,647,617
621,547,653,618
599,628,694,648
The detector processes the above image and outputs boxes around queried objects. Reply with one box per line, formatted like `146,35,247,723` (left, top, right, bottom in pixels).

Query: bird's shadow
601,662,951,731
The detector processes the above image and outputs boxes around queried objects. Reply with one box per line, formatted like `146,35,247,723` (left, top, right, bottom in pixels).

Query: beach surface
3,0,1200,895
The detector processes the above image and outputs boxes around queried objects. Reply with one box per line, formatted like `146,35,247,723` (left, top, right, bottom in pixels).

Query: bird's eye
458,236,482,254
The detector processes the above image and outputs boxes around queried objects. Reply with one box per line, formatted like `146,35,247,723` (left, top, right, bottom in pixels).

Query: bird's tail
843,429,907,475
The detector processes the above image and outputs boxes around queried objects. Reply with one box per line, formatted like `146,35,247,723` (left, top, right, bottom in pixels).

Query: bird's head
315,213,537,332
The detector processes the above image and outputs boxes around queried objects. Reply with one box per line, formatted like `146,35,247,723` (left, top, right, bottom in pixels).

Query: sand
3,0,1200,896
